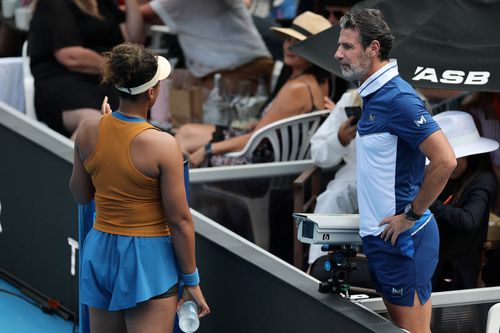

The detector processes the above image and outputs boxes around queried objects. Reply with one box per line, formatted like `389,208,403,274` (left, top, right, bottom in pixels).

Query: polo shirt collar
357,59,399,97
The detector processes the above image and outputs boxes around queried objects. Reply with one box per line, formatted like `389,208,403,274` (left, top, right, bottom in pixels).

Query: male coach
334,8,456,333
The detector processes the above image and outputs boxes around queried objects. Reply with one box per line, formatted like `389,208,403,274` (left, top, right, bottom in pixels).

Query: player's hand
179,285,211,318
101,96,112,115
379,214,415,245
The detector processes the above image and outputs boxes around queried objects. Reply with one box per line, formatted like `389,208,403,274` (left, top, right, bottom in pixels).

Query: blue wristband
181,268,200,286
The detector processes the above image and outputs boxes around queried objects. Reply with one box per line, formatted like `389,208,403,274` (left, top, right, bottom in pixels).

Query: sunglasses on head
321,8,347,20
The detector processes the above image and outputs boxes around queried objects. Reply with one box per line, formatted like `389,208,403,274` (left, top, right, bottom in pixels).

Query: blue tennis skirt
80,229,180,311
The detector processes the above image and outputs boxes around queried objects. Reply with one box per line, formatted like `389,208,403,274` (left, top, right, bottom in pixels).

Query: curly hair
102,43,158,100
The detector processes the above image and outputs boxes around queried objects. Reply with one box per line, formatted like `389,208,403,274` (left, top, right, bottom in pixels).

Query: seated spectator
307,89,360,267
430,111,498,291
254,0,360,99
140,0,274,94
28,0,144,139
175,11,332,168
461,92,500,215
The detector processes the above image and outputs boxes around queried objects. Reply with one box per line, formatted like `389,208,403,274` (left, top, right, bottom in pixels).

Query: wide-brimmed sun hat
271,11,332,41
116,56,171,95
434,110,499,159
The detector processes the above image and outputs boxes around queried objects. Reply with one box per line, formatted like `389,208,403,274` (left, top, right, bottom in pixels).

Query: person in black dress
28,0,144,139
430,111,499,291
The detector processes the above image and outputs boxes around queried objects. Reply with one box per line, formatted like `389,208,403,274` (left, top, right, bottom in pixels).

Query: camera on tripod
293,214,366,299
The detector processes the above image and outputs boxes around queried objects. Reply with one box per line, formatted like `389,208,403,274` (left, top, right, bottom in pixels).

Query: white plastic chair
21,41,37,120
207,110,330,250
224,109,330,162
486,302,500,333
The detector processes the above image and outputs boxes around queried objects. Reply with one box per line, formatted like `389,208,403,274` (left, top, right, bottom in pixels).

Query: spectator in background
28,0,145,139
266,0,362,105
287,0,361,104
430,111,498,291
243,1,291,61
307,89,360,268
140,0,274,94
461,92,500,215
175,11,331,168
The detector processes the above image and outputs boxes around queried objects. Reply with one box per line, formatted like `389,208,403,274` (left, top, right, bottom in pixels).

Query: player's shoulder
137,127,177,148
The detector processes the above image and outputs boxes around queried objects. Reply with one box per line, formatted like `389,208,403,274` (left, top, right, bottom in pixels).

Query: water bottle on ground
178,301,200,333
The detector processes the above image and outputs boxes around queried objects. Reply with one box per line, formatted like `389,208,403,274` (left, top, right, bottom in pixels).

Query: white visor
116,56,171,95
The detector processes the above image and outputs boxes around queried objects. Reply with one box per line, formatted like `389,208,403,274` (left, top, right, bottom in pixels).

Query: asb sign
412,66,490,85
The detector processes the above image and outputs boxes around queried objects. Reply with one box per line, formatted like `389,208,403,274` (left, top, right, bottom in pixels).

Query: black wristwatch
404,203,422,221
204,143,213,158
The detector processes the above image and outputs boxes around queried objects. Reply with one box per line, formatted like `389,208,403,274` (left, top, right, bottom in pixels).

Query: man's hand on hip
379,215,415,246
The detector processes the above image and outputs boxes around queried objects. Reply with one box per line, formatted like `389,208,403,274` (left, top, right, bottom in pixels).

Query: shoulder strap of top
299,79,317,111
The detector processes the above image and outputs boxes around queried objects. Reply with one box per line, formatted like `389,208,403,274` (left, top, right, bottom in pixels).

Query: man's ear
369,40,381,57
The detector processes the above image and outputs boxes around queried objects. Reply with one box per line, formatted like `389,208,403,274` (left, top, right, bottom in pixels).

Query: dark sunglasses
321,8,346,20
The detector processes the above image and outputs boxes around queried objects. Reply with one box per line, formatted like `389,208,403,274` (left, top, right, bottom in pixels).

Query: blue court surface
0,278,76,333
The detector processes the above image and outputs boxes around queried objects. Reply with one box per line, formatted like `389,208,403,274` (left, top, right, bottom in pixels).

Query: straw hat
271,11,332,41
434,111,499,159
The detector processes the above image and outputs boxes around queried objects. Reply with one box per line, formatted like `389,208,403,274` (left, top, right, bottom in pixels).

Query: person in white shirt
307,89,360,265
140,0,273,92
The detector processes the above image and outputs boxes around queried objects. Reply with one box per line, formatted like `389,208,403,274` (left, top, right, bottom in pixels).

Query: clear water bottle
178,301,199,333
230,80,251,128
251,75,270,120
203,73,230,126
255,74,269,98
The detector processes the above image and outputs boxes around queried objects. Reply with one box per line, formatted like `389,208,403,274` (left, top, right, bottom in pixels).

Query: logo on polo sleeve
414,115,427,127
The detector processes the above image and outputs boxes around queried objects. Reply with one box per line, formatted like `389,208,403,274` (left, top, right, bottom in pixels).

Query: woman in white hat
429,111,499,291
70,43,209,333
176,11,332,167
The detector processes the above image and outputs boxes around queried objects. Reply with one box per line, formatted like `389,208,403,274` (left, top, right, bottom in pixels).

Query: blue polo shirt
356,61,440,238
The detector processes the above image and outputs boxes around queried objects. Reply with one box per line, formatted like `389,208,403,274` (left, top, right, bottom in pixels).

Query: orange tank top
84,113,170,237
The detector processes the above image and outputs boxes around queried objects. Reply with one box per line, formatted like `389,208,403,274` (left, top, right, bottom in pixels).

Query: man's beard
340,54,371,82
341,66,368,82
